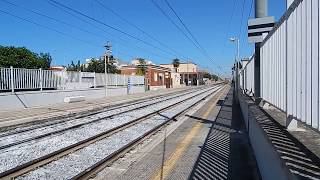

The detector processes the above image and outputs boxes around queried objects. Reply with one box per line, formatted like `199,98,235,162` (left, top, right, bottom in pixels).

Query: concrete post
10,66,14,93
254,0,268,100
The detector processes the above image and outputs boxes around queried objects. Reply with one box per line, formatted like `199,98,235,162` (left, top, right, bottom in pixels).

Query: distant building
160,62,205,86
120,64,171,90
49,66,65,71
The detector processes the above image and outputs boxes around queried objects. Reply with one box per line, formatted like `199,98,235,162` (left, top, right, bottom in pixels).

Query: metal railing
240,0,320,131
0,67,144,93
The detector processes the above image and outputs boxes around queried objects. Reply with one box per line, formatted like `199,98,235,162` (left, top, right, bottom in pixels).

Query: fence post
79,71,82,88
39,68,43,91
116,74,118,87
93,72,96,88
127,76,130,95
10,66,14,93
123,74,126,86
63,70,67,90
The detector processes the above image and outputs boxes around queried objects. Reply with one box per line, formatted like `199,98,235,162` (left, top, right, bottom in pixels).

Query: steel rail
0,86,203,137
0,86,216,150
0,85,222,179
72,85,224,179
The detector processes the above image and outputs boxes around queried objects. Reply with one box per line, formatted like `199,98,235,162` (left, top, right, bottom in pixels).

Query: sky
0,0,286,76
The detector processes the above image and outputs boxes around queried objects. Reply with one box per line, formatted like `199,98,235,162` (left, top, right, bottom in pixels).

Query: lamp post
104,42,112,97
229,37,240,102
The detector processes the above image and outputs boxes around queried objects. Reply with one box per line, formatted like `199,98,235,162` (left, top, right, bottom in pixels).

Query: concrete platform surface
0,86,195,128
96,86,260,180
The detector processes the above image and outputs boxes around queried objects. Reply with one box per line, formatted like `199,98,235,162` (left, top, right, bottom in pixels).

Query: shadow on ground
189,88,261,180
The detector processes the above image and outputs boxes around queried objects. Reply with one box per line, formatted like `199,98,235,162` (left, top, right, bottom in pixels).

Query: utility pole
254,0,268,100
229,37,240,103
187,60,189,86
104,42,112,97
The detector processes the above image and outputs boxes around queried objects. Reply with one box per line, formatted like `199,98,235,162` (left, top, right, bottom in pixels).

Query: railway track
0,84,224,179
0,85,216,150
0,86,208,137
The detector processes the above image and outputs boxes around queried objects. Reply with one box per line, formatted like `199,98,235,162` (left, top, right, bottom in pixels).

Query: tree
0,46,52,69
172,58,180,72
84,56,119,73
136,58,147,76
203,72,219,81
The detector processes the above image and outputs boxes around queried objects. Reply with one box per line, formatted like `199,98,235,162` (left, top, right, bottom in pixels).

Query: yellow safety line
151,86,227,180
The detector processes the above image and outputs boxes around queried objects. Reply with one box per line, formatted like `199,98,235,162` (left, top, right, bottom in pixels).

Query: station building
120,64,171,90
160,62,206,86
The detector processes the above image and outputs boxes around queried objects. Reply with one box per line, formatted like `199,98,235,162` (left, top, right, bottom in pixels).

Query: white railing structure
241,0,320,131
0,67,144,93
240,56,255,96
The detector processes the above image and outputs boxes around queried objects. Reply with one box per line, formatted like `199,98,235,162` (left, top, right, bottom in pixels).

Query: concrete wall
0,86,145,110
238,93,295,180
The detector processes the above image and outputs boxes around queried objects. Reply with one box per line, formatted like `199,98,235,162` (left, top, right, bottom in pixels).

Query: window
154,72,158,81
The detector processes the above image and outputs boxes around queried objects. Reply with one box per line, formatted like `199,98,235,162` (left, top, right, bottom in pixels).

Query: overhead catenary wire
158,0,226,75
238,0,247,41
47,0,179,60
0,0,170,61
0,9,99,48
46,0,173,60
93,0,189,60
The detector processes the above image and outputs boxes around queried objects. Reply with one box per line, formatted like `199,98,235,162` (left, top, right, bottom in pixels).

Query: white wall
0,86,145,110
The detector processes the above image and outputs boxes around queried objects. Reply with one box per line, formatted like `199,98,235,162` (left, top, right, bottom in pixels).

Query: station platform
0,86,194,128
95,86,260,180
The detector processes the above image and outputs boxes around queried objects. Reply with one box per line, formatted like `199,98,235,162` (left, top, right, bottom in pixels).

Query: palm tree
136,58,147,75
172,58,180,73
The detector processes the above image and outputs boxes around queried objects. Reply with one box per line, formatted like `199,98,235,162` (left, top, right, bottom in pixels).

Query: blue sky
0,0,286,76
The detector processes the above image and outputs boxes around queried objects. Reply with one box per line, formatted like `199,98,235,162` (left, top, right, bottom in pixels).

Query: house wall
177,64,197,73
160,63,197,73
120,67,171,89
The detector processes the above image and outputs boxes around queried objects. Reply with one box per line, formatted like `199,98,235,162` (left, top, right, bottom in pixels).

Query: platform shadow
188,88,260,180
252,106,320,179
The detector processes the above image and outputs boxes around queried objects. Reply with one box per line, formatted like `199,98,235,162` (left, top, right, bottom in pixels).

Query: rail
0,85,222,179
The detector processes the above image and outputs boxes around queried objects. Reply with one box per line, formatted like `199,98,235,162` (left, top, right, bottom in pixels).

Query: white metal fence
0,67,144,92
240,56,255,96
241,0,320,131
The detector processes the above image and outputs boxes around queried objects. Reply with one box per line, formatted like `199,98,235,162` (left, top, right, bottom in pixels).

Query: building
120,64,171,90
49,66,65,71
160,62,202,86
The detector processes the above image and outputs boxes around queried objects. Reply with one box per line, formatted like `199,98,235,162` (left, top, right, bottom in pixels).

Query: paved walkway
105,86,260,180
0,86,193,128
189,87,260,180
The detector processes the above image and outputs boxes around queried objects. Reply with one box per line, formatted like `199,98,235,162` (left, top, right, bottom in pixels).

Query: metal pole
187,61,189,86
104,42,112,97
255,0,268,18
104,52,107,97
254,0,268,100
